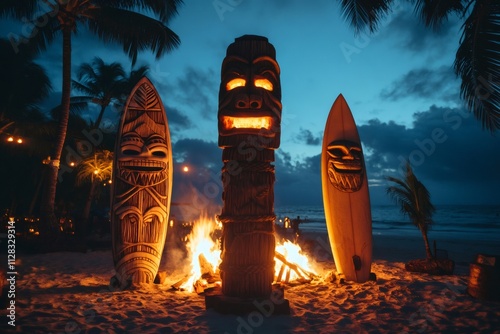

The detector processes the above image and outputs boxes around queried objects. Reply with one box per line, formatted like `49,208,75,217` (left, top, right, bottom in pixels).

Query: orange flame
222,116,272,130
180,215,221,292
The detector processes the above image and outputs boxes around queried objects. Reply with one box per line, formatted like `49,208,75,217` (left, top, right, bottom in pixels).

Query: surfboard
321,94,372,283
110,77,173,287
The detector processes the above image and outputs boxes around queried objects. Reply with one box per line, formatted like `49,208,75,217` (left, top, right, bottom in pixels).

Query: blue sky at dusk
2,1,500,207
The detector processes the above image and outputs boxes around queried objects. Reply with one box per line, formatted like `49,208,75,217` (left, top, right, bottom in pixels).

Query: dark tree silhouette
72,57,149,129
340,0,500,131
1,0,183,230
386,161,435,259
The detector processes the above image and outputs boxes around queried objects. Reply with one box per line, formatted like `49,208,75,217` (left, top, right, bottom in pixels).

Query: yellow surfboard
321,94,372,283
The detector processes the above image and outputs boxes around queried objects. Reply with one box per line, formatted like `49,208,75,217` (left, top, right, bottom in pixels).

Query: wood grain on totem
111,77,172,286
321,94,372,283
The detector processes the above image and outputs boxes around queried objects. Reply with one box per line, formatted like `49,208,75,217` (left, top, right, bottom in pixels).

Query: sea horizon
275,204,500,243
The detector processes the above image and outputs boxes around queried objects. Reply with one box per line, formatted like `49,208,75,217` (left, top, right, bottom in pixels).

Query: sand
1,232,499,333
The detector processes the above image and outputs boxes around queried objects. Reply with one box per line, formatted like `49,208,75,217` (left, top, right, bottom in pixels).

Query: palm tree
340,0,500,131
0,38,52,123
1,0,183,230
76,149,113,235
72,57,149,129
386,161,435,259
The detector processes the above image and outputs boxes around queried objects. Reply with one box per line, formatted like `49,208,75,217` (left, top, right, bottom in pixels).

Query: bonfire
175,216,318,294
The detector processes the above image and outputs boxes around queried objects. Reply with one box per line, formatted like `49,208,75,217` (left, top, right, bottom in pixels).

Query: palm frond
96,0,183,23
386,161,435,231
76,149,113,185
413,0,465,30
0,0,37,19
13,14,61,56
454,0,500,131
85,6,180,65
340,0,394,33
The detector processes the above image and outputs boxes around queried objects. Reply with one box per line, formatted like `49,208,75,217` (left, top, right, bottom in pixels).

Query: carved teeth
119,169,167,185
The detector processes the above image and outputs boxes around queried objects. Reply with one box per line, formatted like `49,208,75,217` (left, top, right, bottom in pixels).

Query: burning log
274,251,318,284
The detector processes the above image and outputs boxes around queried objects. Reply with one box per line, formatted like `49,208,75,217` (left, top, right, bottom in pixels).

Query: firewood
171,275,189,290
274,251,317,281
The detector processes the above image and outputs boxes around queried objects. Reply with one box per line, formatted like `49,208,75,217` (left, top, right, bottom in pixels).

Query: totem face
326,140,364,192
218,35,282,149
118,123,169,186
111,77,172,286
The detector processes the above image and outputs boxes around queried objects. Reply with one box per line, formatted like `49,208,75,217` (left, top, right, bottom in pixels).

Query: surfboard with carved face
110,77,172,287
321,94,372,283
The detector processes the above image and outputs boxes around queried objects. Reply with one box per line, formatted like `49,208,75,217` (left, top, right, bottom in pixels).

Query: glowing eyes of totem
226,78,273,91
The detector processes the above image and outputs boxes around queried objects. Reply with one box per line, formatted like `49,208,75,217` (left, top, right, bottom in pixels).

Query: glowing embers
326,140,364,193
222,116,273,131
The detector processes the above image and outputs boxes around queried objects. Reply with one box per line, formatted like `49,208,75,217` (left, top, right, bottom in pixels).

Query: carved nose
236,94,262,109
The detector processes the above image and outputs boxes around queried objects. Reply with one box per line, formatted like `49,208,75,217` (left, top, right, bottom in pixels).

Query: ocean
275,204,500,243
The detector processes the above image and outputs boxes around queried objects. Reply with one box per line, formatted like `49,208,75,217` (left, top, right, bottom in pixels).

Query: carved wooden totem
217,35,282,298
110,77,173,287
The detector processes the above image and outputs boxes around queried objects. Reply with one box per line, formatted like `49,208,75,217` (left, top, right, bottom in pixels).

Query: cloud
172,138,220,167
275,151,322,206
381,5,462,55
169,66,219,119
358,105,500,204
380,65,460,103
170,103,500,207
295,128,321,146
165,104,192,130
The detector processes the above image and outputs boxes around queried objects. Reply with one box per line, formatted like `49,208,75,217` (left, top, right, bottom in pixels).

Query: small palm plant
76,150,113,234
386,161,435,259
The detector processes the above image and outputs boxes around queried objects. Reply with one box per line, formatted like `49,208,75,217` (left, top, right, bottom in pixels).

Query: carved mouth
332,161,362,172
118,244,161,259
120,160,165,172
222,116,273,130
118,161,167,185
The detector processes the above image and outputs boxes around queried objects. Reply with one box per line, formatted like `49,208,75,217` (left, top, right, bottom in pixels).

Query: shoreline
289,231,500,277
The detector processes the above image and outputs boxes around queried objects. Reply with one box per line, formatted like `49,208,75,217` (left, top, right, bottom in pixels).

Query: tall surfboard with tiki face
321,94,372,283
111,77,173,287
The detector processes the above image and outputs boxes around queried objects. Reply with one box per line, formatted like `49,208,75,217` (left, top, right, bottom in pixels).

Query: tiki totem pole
217,35,282,298
110,77,173,288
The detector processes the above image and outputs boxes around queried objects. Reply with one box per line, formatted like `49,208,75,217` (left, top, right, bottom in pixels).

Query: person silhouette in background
292,216,301,242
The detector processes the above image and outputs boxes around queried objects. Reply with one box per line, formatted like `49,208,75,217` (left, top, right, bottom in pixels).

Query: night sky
2,1,500,207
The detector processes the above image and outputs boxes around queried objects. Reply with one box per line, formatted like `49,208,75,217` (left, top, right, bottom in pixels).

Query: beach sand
1,231,499,333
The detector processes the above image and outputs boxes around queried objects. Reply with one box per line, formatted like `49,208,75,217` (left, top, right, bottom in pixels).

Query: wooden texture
467,254,500,300
110,77,172,287
217,35,281,298
218,35,282,150
321,94,372,283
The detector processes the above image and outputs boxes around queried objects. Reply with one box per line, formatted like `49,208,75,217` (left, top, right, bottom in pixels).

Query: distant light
183,166,189,173
69,162,75,167
16,138,22,144
94,170,99,175
108,180,112,184
7,137,13,142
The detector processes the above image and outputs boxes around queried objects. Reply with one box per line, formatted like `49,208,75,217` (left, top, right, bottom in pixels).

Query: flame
180,215,221,292
180,216,317,292
223,116,272,130
275,240,317,281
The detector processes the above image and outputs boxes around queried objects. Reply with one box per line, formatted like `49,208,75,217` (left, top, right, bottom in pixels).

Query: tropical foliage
1,0,183,229
76,149,113,232
72,57,149,129
340,0,500,131
386,161,436,259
